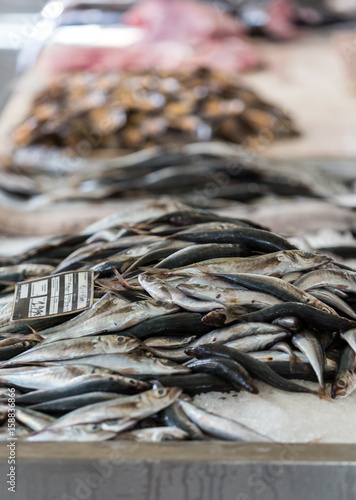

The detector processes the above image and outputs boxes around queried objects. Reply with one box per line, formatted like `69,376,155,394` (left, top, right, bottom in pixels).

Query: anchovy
12,374,149,405
2,335,139,366
331,345,356,399
48,387,182,429
29,392,121,413
155,244,246,270
138,274,224,312
201,273,336,314
292,330,325,388
341,328,356,354
177,283,282,309
224,331,289,352
42,300,180,343
171,227,296,253
187,344,317,394
14,407,55,431
0,364,110,390
162,400,204,439
186,357,259,394
56,351,191,376
309,289,356,320
24,423,120,442
225,302,356,333
156,250,329,278
179,400,272,442
294,269,356,293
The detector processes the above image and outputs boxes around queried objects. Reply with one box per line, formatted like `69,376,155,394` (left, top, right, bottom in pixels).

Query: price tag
11,270,94,321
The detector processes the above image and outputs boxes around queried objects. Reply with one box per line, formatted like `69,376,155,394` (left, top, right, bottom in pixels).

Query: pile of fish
1,207,356,442
4,142,347,204
12,70,296,151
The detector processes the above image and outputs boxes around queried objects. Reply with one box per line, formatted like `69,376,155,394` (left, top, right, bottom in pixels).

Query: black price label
11,270,94,321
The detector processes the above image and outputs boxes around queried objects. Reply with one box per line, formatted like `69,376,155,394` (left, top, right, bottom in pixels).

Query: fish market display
12,71,296,151
1,207,356,443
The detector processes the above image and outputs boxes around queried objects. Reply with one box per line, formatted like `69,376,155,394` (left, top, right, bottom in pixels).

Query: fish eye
156,388,167,397
115,336,125,343
338,380,346,387
91,424,100,431
129,379,137,385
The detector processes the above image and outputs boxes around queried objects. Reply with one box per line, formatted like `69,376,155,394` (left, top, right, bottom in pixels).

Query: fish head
331,371,356,399
138,274,172,301
112,335,139,351
147,386,182,406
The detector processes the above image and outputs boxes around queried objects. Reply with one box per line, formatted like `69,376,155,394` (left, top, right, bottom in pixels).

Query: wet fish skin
2,334,139,366
171,227,296,253
187,344,317,395
186,356,259,394
226,302,356,333
224,331,289,352
292,330,325,389
294,269,356,293
24,423,119,442
155,244,246,270
139,274,225,312
179,400,272,442
331,345,356,399
42,300,180,343
162,400,205,440
12,373,149,406
48,387,182,429
203,273,336,315
14,406,55,432
29,392,121,413
0,364,111,391
55,351,191,376
341,328,356,354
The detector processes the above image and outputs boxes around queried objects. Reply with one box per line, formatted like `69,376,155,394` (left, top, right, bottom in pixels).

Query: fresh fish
331,345,356,399
294,269,356,293
186,357,259,393
3,335,139,366
13,374,149,405
0,364,110,390
171,227,296,253
29,392,122,413
310,289,356,320
201,273,337,314
187,344,317,394
145,335,196,349
179,400,272,442
341,328,356,354
42,300,180,343
224,331,289,352
24,423,119,442
162,400,204,439
56,351,191,376
157,250,329,277
177,283,282,309
48,387,182,429
139,274,225,312
155,244,246,270
14,407,55,431
292,330,325,388
225,302,356,333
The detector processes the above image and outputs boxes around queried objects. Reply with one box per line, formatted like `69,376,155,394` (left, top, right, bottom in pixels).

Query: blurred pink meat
36,0,262,75
123,0,245,43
